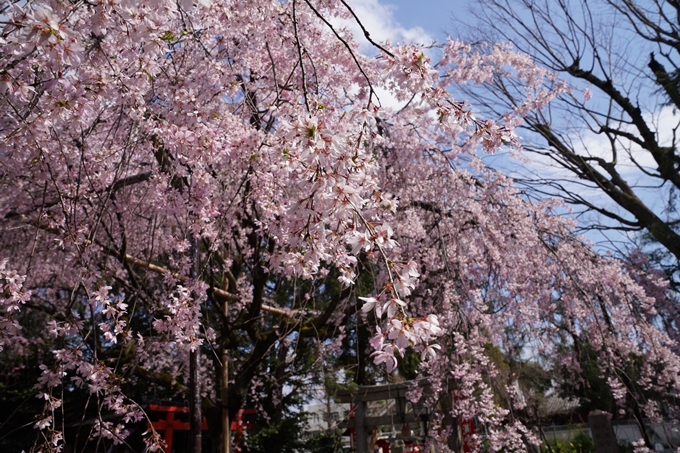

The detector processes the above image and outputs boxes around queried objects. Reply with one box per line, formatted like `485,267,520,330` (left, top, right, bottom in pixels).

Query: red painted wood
148,404,208,453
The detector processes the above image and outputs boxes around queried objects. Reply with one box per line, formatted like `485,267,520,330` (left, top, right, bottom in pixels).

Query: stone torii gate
336,380,462,453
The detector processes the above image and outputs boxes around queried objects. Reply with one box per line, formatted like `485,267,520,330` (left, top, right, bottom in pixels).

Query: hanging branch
338,0,395,58
292,0,311,112
301,0,381,109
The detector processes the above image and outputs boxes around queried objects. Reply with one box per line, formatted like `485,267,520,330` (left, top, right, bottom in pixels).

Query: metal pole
221,349,230,453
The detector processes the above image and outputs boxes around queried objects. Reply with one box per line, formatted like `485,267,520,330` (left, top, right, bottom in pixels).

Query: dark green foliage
0,308,55,451
302,429,349,453
553,338,651,421
241,413,309,453
397,347,420,381
541,432,595,453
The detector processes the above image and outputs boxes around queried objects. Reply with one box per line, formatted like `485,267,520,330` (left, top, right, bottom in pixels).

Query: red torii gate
148,403,208,453
231,408,256,453
148,404,256,453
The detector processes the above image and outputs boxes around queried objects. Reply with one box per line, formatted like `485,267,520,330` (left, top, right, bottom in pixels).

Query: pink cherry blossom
0,1,677,451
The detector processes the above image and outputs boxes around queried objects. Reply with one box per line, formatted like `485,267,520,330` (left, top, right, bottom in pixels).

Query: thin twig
265,42,282,105
301,0,380,109
338,0,395,57
292,0,311,112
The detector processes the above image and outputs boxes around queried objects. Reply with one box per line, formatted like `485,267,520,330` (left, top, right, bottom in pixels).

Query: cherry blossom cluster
0,259,31,352
383,45,437,101
152,282,207,351
1,0,679,451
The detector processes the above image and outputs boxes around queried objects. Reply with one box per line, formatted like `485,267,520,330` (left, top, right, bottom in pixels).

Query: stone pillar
443,390,461,453
589,411,618,453
355,401,368,453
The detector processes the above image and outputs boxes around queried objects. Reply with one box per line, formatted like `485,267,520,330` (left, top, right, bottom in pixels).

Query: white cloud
337,0,434,54
329,0,436,111
487,105,680,249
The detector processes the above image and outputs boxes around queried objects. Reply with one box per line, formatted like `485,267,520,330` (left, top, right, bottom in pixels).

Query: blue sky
343,0,473,49
378,0,460,40
343,0,661,252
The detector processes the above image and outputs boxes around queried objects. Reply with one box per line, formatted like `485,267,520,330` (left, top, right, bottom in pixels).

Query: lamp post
411,397,432,439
